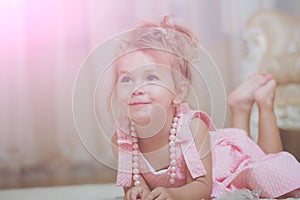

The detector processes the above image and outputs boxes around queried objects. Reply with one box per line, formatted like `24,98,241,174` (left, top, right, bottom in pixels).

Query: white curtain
0,0,295,188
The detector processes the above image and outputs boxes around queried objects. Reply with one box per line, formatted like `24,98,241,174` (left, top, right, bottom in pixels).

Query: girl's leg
254,79,283,153
227,73,272,136
280,188,300,199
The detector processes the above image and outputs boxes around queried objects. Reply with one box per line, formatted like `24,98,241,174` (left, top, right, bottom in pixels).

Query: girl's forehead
115,51,172,73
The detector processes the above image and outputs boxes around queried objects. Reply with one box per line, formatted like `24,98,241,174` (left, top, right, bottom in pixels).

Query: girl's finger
146,188,161,200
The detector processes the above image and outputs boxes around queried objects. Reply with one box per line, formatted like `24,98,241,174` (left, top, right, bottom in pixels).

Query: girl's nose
133,87,145,95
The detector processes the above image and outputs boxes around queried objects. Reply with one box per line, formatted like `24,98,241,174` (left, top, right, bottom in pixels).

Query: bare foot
228,72,273,112
254,78,276,109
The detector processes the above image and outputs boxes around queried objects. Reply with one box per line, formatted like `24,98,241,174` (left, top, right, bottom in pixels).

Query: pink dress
115,103,300,198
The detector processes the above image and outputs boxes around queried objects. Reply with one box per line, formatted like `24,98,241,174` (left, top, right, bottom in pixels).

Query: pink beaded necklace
130,112,181,186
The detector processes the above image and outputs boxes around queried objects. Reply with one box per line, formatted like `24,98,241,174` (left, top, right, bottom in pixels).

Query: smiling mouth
129,102,151,107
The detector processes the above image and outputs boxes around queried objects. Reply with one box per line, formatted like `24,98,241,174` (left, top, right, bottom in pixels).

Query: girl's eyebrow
118,70,131,75
142,65,161,73
118,65,163,76
119,70,126,74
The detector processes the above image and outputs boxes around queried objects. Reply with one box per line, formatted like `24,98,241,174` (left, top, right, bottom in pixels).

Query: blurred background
0,0,299,189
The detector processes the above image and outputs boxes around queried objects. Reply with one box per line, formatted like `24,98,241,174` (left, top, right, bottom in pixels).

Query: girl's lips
129,102,151,107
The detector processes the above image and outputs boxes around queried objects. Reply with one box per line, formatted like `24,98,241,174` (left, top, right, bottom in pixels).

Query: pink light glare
0,0,93,68
10,0,23,6
0,1,55,61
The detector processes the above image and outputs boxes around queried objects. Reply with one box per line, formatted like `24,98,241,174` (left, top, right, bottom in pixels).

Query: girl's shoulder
189,117,209,137
111,132,118,145
179,103,216,132
111,132,118,159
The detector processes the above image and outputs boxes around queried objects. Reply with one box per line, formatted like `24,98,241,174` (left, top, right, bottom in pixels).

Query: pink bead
131,131,137,137
170,160,176,165
133,155,139,162
170,147,176,153
133,150,138,155
172,122,177,128
171,166,176,172
132,137,138,143
170,128,176,135
133,174,139,181
173,117,178,122
134,180,141,186
132,143,138,149
132,161,138,168
170,172,176,178
169,141,175,147
170,179,175,184
170,153,176,160
169,135,176,141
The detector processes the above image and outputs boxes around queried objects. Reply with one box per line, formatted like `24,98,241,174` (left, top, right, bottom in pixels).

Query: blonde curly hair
115,16,201,83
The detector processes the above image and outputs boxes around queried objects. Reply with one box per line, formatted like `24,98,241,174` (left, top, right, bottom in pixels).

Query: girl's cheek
116,89,131,104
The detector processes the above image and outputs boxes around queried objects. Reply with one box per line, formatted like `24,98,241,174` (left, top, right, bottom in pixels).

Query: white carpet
0,183,124,200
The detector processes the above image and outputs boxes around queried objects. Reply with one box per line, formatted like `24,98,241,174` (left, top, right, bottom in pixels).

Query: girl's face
114,51,179,126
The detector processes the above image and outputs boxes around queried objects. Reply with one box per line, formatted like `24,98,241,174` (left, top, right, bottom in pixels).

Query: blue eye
147,75,159,82
120,76,133,84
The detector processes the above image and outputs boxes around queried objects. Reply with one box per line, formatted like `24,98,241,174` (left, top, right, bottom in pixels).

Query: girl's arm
146,119,212,200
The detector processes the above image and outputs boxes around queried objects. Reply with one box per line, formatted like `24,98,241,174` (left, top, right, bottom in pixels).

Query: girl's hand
145,187,174,200
126,186,150,200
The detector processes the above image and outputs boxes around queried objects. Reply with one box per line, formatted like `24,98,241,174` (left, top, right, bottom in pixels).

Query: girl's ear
174,81,189,103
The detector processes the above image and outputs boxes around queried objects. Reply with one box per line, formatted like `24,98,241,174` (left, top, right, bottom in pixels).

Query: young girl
110,17,300,200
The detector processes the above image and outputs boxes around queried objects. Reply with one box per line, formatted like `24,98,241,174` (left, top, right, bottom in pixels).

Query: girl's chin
128,107,151,121
129,115,151,127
